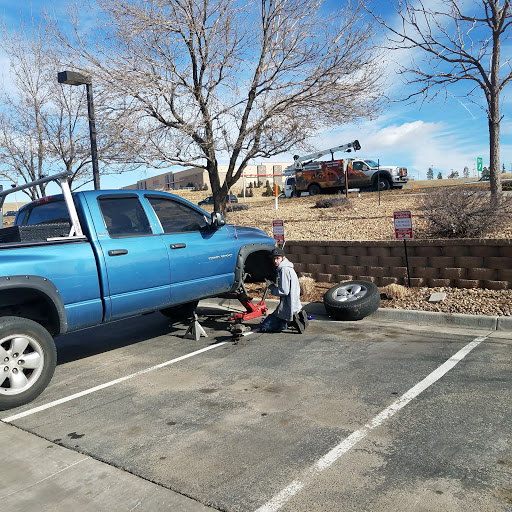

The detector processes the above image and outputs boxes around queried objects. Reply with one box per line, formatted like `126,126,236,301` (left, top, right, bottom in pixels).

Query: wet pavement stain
67,432,85,439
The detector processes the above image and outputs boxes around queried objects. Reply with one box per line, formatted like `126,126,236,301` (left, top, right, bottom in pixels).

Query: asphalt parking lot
1,303,511,512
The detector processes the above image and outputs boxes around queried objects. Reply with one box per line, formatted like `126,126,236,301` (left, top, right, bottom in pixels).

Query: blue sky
1,0,511,193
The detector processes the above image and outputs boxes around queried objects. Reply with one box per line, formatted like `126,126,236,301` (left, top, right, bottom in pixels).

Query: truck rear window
21,200,71,227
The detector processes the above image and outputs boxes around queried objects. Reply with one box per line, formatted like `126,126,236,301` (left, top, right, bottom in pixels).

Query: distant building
123,162,293,191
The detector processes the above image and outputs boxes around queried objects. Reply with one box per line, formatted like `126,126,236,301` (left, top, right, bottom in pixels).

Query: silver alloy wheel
330,282,368,303
0,333,45,395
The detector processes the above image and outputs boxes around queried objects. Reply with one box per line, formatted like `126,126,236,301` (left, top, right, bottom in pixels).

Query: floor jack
228,282,272,343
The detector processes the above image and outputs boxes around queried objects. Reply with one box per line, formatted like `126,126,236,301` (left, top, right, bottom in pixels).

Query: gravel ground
245,282,512,317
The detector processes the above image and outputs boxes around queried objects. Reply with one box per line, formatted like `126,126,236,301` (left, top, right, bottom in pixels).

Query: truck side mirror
210,211,226,230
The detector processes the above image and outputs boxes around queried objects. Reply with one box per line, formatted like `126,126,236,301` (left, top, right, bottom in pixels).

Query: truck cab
349,158,408,190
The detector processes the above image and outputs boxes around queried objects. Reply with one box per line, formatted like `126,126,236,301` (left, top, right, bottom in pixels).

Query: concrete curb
201,298,512,331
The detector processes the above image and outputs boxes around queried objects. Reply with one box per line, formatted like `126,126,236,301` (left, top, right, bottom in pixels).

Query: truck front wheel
374,176,391,191
308,184,322,196
323,281,380,321
0,316,57,410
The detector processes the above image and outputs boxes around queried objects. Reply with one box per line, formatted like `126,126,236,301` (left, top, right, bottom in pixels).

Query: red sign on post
393,210,413,239
272,219,285,244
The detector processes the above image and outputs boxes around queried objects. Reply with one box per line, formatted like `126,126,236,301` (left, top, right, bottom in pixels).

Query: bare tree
54,0,383,213
0,21,55,199
369,0,512,199
0,20,142,200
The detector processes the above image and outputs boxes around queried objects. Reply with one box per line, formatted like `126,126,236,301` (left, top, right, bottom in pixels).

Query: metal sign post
393,210,413,287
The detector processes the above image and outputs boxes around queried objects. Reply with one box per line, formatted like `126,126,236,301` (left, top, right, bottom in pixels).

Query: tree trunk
488,28,502,199
488,107,502,199
207,159,228,215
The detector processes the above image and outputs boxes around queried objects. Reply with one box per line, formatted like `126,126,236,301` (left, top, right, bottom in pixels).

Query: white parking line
255,336,487,512
2,342,227,423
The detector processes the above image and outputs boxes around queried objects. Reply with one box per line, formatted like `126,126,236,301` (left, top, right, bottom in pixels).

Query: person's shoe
298,309,309,330
291,312,304,333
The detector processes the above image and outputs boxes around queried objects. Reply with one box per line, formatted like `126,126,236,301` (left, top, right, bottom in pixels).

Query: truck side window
147,197,207,233
99,197,152,238
352,161,363,171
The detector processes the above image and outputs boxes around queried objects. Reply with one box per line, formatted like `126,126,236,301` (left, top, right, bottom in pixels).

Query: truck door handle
108,249,128,256
170,243,187,249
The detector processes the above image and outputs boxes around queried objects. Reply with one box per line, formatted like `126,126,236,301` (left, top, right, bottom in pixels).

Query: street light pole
57,70,100,190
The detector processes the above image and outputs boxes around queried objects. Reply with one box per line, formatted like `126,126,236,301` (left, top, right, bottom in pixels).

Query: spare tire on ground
323,280,380,321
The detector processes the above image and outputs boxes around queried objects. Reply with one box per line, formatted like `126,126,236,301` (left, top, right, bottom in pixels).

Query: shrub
263,184,274,196
380,284,408,300
299,276,315,297
312,197,351,209
226,203,249,212
420,187,512,238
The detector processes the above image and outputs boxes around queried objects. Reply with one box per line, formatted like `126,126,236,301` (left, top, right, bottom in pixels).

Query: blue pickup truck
0,173,275,410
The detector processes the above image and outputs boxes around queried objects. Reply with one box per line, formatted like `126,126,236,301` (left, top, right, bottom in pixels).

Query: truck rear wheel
308,184,321,196
0,316,57,410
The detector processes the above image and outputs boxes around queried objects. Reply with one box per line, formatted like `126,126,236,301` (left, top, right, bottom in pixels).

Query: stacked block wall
284,239,512,289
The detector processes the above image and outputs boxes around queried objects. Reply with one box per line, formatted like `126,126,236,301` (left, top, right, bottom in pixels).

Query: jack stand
184,313,208,341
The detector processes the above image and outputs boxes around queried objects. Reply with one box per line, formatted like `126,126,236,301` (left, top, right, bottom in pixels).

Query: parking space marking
255,336,487,512
2,342,227,423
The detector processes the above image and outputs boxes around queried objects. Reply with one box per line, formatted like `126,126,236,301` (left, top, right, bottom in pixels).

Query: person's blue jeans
260,312,288,333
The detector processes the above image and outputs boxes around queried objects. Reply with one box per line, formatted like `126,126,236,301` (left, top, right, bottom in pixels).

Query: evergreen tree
437,172,443,179
427,167,434,180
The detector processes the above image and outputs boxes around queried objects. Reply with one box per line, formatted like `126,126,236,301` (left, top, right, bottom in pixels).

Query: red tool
229,282,272,322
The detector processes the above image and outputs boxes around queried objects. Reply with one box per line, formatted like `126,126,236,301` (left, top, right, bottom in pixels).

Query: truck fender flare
231,243,274,291
0,275,67,334
371,170,393,183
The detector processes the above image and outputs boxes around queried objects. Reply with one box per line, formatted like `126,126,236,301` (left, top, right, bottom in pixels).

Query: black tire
296,190,301,197
308,183,322,196
373,176,391,191
323,281,380,321
0,316,57,410
160,301,199,321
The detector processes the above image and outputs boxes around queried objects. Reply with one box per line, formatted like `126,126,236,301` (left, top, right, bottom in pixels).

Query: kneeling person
260,248,302,333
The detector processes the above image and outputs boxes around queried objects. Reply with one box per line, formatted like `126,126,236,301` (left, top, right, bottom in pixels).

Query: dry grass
380,283,409,300
299,276,315,297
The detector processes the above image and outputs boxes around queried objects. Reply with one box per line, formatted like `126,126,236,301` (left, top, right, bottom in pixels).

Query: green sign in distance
477,157,483,173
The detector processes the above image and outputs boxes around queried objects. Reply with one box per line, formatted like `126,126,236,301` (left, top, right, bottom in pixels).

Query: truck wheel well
243,250,275,283
230,245,275,292
0,288,61,336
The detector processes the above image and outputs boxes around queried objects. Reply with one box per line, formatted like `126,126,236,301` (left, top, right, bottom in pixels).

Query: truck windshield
363,160,379,168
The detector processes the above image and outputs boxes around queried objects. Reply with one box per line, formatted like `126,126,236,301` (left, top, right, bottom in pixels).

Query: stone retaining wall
284,239,512,289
